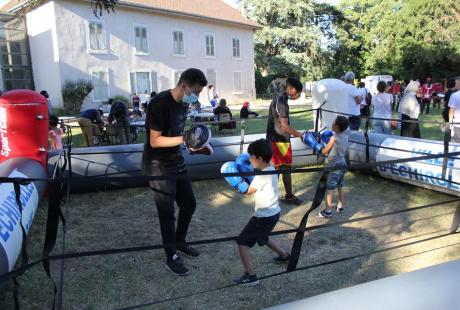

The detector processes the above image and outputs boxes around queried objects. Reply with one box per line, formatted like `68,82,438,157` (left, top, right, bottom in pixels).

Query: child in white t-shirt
234,139,290,286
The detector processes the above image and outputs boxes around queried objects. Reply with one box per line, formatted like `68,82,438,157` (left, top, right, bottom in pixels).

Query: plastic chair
217,113,235,135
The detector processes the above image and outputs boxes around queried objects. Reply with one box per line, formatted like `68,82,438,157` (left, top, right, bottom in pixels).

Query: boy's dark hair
377,81,387,92
40,90,49,98
447,79,455,89
334,116,349,133
359,81,365,88
178,68,208,87
247,139,272,163
49,115,59,127
286,77,303,93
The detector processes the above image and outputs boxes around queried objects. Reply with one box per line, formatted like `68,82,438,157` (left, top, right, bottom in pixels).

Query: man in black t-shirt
266,78,304,206
142,68,207,276
108,98,130,144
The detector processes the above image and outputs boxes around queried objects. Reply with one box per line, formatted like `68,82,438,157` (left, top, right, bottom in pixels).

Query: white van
361,75,393,95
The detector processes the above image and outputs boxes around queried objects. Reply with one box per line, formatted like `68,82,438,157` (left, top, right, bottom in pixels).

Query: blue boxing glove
302,132,324,153
320,130,334,144
235,153,254,183
221,161,250,194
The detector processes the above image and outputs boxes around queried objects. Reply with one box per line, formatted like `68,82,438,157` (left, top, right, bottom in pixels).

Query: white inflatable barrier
0,158,46,274
348,131,460,196
48,134,322,193
265,259,460,310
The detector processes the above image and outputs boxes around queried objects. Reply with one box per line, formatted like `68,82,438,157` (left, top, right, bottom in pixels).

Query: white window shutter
151,72,158,92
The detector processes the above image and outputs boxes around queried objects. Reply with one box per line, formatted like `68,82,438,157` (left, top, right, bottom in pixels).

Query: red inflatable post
0,90,49,168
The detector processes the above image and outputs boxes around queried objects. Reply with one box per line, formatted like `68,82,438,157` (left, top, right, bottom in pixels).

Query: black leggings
148,164,196,259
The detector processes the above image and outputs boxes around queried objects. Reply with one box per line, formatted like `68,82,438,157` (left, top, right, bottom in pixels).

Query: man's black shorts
236,213,280,248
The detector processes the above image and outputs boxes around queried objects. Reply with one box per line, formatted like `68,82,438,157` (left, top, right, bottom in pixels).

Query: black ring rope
0,196,456,284
114,230,460,310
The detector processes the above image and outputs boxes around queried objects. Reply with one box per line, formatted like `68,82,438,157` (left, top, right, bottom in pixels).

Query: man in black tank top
266,78,304,206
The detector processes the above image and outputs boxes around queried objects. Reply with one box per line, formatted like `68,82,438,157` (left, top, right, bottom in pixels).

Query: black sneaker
336,205,344,213
273,253,291,263
281,194,304,206
165,254,190,276
233,273,259,286
317,210,332,218
177,245,200,258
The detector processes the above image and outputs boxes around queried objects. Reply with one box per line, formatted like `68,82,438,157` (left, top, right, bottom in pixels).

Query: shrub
62,79,93,114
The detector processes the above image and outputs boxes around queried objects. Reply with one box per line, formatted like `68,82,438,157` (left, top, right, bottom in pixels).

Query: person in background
372,81,393,134
357,82,370,121
448,76,460,142
140,90,149,105
108,98,130,144
240,102,259,119
415,79,423,106
398,80,409,112
213,99,236,131
130,109,144,122
78,108,104,147
343,71,362,130
421,75,434,114
391,81,401,111
208,85,219,107
129,109,144,143
399,81,422,138
142,91,157,112
443,79,457,122
132,93,141,109
49,115,63,150
40,90,53,117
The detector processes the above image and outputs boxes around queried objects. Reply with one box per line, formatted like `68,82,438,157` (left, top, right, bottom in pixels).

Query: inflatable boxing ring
2,82,460,276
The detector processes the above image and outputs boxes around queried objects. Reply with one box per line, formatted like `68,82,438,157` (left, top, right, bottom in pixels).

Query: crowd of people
75,92,157,147
337,72,460,141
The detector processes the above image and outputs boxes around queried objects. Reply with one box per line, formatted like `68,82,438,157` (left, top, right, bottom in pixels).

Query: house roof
1,0,261,29
1,0,22,12
118,0,261,28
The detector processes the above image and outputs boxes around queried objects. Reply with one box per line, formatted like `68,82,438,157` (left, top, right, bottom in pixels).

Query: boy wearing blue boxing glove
316,116,350,218
233,139,290,286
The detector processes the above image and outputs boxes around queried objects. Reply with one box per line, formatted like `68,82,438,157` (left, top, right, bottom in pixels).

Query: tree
245,0,326,80
15,0,116,18
332,0,460,80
